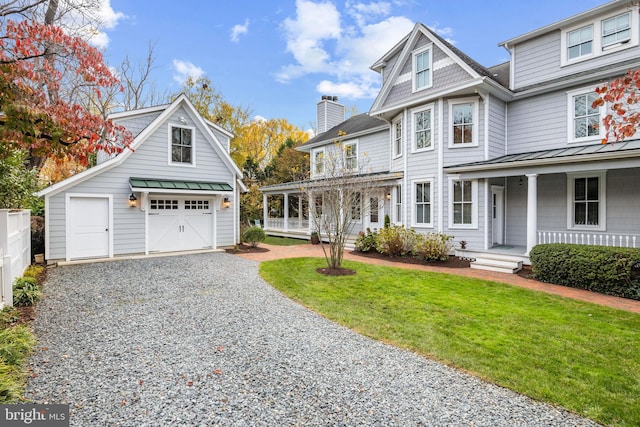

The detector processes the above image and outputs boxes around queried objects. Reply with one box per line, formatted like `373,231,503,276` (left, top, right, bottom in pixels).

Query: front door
68,196,110,260
368,195,384,230
492,186,505,245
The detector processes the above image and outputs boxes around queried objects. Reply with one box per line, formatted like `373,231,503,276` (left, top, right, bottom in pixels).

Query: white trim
44,195,50,260
448,177,478,229
411,177,435,228
448,97,480,148
168,123,196,167
412,43,433,93
437,99,444,232
411,104,435,153
65,193,113,262
566,86,605,144
566,170,607,231
560,7,638,67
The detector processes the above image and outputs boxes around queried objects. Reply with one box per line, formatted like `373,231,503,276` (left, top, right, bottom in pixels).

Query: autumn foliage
594,69,640,143
0,19,132,166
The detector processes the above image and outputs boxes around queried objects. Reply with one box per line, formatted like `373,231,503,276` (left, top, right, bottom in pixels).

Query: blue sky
94,0,608,131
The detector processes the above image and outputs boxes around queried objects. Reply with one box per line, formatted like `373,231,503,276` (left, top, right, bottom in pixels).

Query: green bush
242,226,266,248
23,265,44,280
529,244,640,300
376,225,417,257
354,228,378,252
413,232,455,261
13,277,41,307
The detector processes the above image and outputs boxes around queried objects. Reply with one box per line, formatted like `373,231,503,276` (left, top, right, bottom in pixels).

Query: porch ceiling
445,139,640,178
260,171,404,194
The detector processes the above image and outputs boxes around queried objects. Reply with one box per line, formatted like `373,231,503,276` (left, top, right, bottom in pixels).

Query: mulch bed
225,244,270,254
350,250,471,269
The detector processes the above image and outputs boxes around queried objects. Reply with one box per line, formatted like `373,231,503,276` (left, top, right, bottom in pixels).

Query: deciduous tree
594,69,640,143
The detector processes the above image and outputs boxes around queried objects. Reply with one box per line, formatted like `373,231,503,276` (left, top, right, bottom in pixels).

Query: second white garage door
148,197,213,253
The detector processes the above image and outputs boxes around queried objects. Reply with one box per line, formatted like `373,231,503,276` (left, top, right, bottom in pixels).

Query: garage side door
68,196,110,260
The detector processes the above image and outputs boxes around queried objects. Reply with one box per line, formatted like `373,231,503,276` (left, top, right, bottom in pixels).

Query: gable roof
370,23,509,113
297,113,388,151
38,94,242,197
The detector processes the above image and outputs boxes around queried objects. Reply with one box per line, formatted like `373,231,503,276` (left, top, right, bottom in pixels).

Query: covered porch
446,140,640,268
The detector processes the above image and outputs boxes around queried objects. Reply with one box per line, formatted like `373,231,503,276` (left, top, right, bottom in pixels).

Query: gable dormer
370,23,509,120
500,2,640,92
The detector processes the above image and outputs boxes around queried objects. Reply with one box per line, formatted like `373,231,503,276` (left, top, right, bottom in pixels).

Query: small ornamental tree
0,19,133,167
594,69,640,143
305,132,378,270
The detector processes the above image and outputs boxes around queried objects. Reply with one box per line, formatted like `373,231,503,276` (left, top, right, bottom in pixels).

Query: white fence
0,210,31,308
537,231,639,248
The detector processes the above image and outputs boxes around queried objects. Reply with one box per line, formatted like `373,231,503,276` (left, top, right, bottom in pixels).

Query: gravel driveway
26,253,596,426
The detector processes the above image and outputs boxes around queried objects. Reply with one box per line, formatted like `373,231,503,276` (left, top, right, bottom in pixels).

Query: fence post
1,254,12,307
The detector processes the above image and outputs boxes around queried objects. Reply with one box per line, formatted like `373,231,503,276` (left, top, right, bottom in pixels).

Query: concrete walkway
236,243,640,314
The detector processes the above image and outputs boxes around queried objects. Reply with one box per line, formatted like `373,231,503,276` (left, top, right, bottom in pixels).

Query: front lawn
263,235,309,246
260,257,640,427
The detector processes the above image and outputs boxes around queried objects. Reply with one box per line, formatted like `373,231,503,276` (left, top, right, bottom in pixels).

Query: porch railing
537,231,639,248
265,218,310,232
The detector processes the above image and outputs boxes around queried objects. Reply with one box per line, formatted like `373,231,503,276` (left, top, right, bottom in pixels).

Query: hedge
529,244,640,300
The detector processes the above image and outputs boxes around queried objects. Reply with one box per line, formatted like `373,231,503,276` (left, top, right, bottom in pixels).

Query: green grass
260,257,640,427
263,235,310,246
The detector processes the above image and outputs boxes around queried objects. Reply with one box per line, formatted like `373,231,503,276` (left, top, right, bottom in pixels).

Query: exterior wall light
129,193,137,208
223,197,231,208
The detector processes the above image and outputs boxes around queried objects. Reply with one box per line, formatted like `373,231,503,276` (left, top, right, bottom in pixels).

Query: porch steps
470,254,523,274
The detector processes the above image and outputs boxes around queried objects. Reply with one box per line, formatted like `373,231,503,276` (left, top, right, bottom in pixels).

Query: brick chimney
316,95,345,134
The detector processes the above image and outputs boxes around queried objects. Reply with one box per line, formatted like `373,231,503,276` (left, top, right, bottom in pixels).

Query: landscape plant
242,226,266,248
353,228,378,253
412,232,455,261
375,224,417,257
13,277,41,307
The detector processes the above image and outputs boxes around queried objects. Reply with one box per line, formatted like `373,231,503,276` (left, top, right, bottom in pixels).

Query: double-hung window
344,143,357,170
393,118,402,157
602,12,630,47
412,46,432,92
567,88,603,143
567,25,593,60
412,106,433,151
449,98,479,147
414,181,432,226
449,178,477,228
313,149,325,176
395,185,402,224
170,126,194,165
567,172,606,230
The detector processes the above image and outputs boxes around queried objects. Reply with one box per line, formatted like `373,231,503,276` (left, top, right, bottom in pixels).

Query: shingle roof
298,113,387,149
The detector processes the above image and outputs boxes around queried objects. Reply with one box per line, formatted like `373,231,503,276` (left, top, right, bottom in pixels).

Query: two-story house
263,0,640,270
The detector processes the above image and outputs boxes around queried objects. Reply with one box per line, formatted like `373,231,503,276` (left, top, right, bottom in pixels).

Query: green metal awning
129,177,233,192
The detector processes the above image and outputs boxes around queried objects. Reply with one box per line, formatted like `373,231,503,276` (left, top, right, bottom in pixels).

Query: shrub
242,226,266,248
30,216,45,261
12,277,41,307
354,228,378,252
529,244,640,300
383,214,390,229
413,232,455,261
376,225,417,257
23,265,44,280
0,325,35,403
0,308,19,328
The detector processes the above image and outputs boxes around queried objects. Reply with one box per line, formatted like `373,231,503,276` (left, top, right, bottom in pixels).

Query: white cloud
61,0,126,49
231,19,250,43
277,0,415,101
172,60,205,84
253,115,267,122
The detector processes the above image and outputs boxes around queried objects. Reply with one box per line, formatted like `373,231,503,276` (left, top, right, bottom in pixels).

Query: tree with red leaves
0,18,133,168
594,69,640,144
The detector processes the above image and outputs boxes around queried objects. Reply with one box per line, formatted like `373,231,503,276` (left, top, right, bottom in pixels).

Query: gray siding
47,106,237,260
506,91,566,153
505,176,527,246
488,96,506,159
317,100,345,134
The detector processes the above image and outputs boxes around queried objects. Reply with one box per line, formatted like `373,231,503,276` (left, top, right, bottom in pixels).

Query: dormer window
412,45,432,92
567,25,593,60
602,12,630,48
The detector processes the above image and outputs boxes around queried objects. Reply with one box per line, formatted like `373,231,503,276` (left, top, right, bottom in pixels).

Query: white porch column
262,193,268,228
283,193,289,232
526,174,538,256
298,195,303,229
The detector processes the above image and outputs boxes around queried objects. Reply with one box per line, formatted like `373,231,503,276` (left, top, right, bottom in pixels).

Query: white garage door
148,198,213,253
68,197,110,260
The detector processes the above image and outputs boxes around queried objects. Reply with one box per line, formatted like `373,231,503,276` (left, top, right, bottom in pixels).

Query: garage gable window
170,125,195,166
